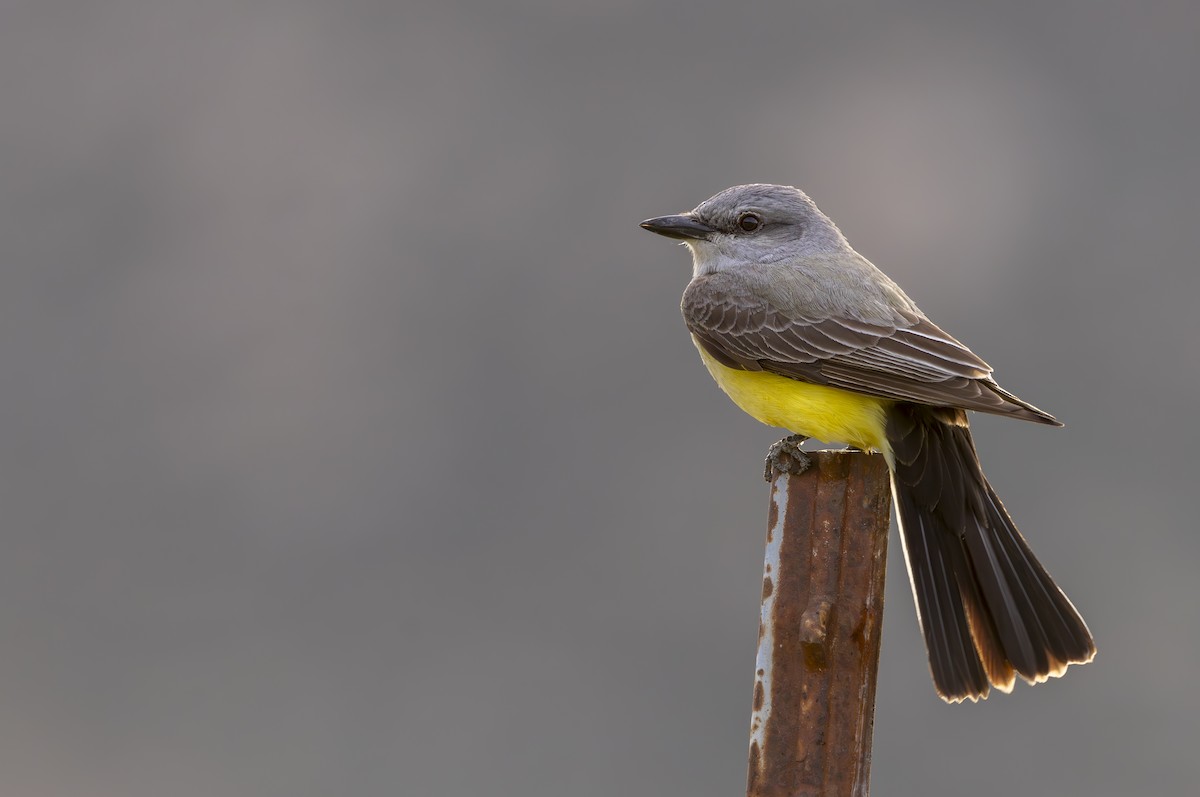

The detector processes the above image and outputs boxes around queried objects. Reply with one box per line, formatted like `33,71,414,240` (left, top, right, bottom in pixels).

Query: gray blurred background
3,1,1198,795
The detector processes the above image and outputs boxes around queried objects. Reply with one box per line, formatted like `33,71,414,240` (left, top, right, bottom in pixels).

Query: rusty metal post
747,451,892,797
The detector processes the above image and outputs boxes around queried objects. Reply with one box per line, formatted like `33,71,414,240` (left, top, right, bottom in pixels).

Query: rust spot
747,741,762,792
753,679,765,711
800,598,832,645
761,576,773,600
757,668,764,676
802,641,828,671
852,614,869,653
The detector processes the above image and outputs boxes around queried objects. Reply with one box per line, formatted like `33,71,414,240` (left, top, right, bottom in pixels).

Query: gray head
640,184,852,276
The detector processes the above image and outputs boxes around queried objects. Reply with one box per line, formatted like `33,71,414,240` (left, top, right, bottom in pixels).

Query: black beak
639,214,715,241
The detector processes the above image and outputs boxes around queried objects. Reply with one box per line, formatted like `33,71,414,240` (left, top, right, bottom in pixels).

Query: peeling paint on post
745,451,892,797
748,474,787,775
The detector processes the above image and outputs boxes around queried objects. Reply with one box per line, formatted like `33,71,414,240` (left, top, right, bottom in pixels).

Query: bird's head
640,183,851,276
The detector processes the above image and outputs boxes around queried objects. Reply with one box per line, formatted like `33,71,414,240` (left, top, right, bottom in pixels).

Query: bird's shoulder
682,256,913,332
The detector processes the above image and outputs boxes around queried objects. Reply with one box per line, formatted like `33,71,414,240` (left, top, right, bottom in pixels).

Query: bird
640,183,1094,702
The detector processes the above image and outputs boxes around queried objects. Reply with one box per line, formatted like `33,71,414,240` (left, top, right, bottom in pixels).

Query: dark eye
737,212,762,233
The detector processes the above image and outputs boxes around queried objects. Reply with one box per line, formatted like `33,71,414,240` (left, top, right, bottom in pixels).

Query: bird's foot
764,435,811,481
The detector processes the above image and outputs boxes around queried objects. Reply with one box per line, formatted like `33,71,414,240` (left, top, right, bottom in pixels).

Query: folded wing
683,275,1060,425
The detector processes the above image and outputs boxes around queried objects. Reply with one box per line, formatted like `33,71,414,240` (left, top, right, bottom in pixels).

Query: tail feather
886,404,1095,702
976,483,1095,674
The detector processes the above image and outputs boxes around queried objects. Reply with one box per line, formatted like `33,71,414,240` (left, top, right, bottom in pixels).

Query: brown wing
682,277,1061,425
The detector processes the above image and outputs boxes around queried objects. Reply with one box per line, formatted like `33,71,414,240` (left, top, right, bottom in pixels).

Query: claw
764,434,811,481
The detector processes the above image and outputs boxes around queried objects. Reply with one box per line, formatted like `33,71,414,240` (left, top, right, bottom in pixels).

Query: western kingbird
640,183,1094,702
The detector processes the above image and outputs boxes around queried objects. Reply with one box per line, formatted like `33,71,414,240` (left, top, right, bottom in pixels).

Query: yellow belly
697,347,890,453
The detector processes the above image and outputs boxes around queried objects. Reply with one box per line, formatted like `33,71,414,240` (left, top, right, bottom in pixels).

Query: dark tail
886,404,1095,702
